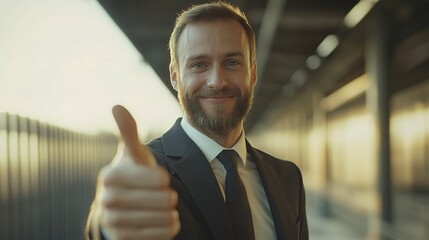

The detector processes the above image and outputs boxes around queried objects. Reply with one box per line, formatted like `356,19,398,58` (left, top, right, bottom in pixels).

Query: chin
202,105,230,118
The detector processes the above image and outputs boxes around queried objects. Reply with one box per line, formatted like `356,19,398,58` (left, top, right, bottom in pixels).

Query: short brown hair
168,2,256,72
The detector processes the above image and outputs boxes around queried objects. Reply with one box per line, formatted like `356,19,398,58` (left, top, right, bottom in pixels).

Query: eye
224,60,241,69
190,62,206,69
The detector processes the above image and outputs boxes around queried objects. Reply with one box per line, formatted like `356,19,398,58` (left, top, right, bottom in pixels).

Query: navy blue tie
217,150,255,240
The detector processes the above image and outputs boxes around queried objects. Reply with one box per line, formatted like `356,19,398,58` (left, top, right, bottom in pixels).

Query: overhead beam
279,10,345,30
249,9,346,30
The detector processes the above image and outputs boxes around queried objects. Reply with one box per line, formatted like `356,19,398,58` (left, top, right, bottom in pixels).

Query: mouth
195,88,240,105
200,94,235,103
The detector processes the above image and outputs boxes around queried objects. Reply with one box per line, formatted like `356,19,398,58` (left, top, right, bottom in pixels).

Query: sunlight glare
0,0,182,138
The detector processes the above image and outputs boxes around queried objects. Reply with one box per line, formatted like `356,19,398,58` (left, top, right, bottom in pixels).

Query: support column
365,6,393,236
312,91,331,217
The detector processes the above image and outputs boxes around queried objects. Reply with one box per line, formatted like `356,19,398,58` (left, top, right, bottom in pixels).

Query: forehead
177,19,249,63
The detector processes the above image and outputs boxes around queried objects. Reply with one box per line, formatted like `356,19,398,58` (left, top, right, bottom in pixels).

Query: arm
85,106,180,240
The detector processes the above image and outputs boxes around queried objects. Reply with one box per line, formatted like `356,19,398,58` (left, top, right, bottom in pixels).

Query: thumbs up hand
95,105,180,240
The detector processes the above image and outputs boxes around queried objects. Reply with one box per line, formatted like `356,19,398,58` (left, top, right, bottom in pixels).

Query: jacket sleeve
296,165,309,240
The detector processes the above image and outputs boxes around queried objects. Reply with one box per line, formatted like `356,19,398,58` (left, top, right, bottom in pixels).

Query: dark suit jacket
146,119,308,240
89,118,308,240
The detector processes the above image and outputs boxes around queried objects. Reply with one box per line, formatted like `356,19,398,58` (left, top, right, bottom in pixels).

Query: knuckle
163,211,175,225
102,167,121,187
101,191,120,208
169,217,181,238
97,166,110,184
169,210,179,225
156,167,171,187
167,190,178,207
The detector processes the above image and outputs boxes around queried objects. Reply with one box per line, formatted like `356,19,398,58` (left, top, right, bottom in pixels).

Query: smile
200,95,235,103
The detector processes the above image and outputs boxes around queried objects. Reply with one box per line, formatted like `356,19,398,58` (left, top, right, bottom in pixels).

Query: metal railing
0,112,118,240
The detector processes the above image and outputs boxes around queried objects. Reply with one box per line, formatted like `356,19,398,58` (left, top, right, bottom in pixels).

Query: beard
178,83,253,136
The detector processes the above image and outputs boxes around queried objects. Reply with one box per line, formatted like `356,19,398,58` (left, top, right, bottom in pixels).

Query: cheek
181,73,204,94
234,73,252,93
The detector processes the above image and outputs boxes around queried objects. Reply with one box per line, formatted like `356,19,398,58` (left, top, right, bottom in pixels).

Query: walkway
307,202,365,240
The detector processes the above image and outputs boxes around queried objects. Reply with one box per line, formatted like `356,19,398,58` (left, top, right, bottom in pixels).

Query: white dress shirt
181,118,276,240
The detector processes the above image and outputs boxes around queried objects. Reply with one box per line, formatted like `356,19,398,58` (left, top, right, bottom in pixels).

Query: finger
111,223,180,240
103,188,178,210
104,209,179,228
112,105,157,166
103,166,170,189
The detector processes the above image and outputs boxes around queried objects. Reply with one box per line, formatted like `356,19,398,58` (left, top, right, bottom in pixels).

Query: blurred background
1,0,428,239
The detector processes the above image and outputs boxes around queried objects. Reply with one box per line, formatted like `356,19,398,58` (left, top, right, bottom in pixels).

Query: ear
169,64,179,91
251,62,257,87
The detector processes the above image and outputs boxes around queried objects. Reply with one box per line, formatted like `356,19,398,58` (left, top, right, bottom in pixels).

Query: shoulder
253,147,303,178
145,137,171,167
147,137,163,154
253,147,298,167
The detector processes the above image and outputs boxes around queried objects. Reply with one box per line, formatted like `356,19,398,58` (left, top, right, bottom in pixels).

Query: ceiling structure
96,0,418,131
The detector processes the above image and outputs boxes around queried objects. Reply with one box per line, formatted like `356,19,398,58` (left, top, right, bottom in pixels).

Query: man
87,2,308,240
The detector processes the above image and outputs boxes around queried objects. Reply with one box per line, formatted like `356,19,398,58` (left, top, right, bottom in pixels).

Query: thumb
112,105,157,166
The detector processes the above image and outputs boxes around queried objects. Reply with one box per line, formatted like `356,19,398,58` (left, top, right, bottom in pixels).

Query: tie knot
217,150,239,172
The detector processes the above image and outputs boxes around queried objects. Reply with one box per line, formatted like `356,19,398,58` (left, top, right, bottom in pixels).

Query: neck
209,126,243,148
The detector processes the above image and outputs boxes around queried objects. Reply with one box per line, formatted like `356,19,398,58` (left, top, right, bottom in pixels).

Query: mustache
193,87,242,98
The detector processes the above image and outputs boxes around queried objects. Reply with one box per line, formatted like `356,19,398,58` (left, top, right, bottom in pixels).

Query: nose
207,65,228,89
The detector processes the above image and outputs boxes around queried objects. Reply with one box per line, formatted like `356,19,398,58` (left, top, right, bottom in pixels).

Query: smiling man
87,2,308,240
172,18,255,146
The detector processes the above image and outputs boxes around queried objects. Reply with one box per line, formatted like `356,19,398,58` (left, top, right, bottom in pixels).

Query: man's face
170,19,256,136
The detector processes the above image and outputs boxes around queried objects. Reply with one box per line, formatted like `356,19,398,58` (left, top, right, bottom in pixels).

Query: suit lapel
246,141,295,240
161,120,233,240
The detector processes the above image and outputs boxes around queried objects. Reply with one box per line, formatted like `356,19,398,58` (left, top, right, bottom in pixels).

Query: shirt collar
180,118,247,166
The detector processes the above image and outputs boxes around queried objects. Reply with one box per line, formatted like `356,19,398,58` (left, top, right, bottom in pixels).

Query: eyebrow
186,51,245,62
224,51,245,58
